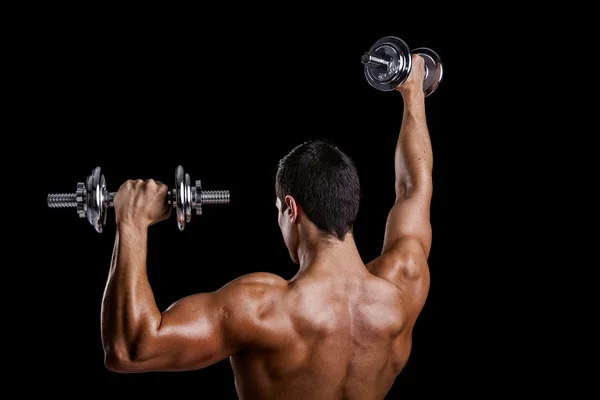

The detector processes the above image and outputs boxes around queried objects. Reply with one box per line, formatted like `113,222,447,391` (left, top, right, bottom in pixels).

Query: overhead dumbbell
361,36,443,96
47,166,230,233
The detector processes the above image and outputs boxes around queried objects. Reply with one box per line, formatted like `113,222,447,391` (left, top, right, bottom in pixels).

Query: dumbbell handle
362,51,429,79
361,53,391,67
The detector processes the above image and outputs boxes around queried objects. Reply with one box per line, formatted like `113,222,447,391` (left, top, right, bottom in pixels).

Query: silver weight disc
175,165,186,231
412,47,443,97
86,167,108,233
363,36,411,92
184,173,192,224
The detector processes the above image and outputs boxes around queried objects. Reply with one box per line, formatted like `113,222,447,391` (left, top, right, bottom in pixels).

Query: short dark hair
276,139,360,241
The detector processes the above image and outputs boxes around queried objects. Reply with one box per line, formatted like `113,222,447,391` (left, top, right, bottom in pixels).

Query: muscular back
101,70,433,398
230,260,427,400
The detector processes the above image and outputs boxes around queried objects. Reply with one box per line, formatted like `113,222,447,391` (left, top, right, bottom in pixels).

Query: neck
294,229,364,278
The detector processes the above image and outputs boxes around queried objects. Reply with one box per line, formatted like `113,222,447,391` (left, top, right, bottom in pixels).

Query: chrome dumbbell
47,165,230,232
361,36,443,96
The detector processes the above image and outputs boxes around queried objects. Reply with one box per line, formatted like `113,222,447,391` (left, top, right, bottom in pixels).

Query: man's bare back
230,256,429,400
100,53,433,399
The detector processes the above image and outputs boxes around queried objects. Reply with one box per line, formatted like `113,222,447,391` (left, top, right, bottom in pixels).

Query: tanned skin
102,54,432,399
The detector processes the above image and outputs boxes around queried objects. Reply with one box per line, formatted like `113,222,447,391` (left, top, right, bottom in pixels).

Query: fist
396,53,426,94
113,179,171,228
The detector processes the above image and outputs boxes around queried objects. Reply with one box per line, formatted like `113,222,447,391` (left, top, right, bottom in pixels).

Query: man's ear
285,195,298,223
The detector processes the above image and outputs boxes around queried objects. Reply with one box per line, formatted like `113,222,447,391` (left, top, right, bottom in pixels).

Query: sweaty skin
101,54,432,399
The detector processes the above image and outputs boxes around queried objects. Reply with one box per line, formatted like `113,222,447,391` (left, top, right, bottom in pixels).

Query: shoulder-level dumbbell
361,36,443,96
47,166,230,233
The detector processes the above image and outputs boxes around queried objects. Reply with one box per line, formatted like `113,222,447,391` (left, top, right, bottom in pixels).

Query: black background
17,4,514,394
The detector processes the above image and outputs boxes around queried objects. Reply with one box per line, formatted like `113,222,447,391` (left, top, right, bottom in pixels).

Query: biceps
382,190,432,257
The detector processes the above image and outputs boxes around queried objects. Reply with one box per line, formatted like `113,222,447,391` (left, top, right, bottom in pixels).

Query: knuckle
133,179,144,188
146,178,157,186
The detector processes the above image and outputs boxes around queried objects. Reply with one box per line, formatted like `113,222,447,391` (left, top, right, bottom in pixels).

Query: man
101,54,433,398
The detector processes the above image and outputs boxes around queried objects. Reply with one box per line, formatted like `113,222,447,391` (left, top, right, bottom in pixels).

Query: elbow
395,180,410,199
104,345,137,373
396,177,432,199
104,334,158,373
104,354,127,373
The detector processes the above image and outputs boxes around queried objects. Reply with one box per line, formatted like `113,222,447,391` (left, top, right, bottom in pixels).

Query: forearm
395,90,433,198
101,223,162,362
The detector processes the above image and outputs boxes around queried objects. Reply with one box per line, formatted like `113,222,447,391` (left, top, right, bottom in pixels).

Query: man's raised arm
367,54,433,291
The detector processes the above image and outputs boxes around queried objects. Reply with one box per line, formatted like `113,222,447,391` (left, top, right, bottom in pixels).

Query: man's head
275,139,361,263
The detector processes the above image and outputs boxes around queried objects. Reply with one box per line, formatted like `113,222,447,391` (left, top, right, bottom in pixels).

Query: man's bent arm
101,221,284,373
101,223,236,373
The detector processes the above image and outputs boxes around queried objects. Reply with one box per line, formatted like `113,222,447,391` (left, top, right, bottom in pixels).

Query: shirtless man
101,54,433,399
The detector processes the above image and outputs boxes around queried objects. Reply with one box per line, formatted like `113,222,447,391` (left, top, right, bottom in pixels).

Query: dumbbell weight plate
86,166,109,233
412,47,443,97
363,36,412,92
175,165,186,231
184,172,192,224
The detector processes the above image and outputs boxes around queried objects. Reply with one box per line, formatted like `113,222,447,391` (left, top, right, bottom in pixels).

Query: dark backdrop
24,8,488,395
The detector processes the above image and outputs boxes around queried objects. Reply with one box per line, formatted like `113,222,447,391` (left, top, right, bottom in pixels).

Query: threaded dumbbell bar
47,165,230,233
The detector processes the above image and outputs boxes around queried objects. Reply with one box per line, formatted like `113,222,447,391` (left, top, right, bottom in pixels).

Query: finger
147,179,169,191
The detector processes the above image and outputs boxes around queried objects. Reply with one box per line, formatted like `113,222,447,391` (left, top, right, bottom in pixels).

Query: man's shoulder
230,272,288,287
222,272,289,300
